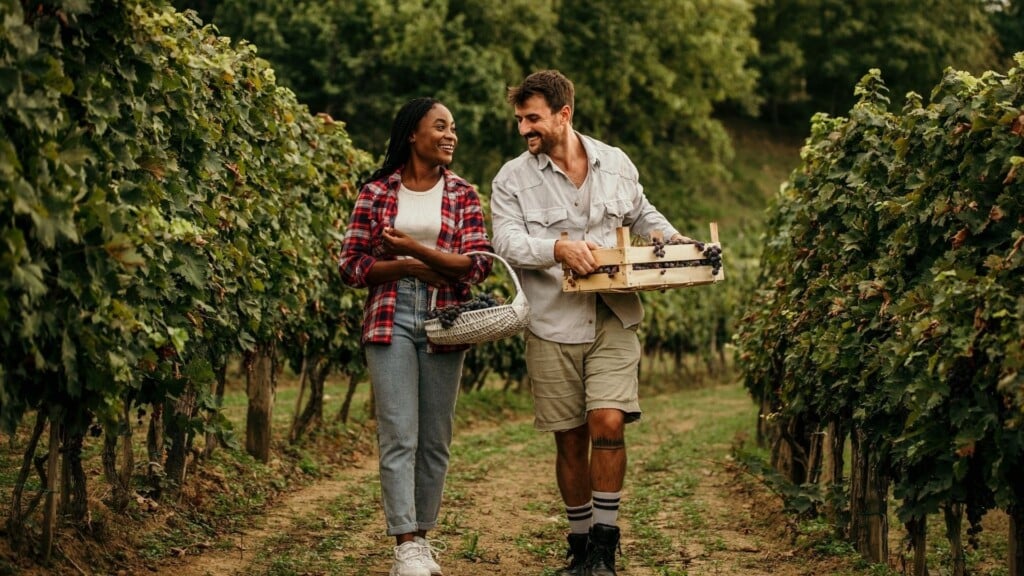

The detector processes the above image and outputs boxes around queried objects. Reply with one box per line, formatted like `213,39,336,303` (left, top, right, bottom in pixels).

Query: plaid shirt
338,166,493,352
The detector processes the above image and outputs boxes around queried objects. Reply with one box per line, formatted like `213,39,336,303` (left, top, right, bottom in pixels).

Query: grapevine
735,65,1024,570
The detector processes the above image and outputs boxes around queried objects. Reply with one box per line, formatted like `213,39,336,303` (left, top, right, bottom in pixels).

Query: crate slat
561,223,724,293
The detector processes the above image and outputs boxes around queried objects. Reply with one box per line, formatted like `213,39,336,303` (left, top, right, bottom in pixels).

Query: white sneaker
390,541,431,576
414,536,445,575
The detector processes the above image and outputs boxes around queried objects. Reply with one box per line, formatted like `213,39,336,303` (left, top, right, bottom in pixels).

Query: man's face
513,94,569,156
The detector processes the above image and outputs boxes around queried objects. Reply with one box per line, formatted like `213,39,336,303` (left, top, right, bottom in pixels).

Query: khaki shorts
525,302,642,432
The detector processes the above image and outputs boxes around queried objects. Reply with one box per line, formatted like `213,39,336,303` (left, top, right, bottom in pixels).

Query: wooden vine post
1011,505,1023,576
849,428,888,563
41,412,60,562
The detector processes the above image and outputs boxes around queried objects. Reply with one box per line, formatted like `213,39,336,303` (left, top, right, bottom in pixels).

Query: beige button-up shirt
491,133,680,343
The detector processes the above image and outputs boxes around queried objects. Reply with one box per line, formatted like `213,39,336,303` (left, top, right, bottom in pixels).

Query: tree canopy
753,0,1004,120
171,0,761,226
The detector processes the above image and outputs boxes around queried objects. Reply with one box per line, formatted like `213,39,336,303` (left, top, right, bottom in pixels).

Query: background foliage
4,0,1024,572
735,60,1024,571
172,0,761,228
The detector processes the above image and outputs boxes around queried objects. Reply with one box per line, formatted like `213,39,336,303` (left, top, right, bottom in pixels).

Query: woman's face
409,103,457,167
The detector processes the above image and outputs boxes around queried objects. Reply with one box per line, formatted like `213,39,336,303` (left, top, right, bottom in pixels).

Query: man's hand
670,233,705,250
555,239,600,275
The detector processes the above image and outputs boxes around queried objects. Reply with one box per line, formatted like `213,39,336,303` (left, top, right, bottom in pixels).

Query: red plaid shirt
338,166,493,351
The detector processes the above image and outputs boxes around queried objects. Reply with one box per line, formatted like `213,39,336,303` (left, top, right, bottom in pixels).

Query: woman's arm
364,256,450,287
380,227,472,280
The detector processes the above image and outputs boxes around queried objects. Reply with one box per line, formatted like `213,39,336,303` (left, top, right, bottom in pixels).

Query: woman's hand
382,227,420,257
405,259,449,287
378,226,471,284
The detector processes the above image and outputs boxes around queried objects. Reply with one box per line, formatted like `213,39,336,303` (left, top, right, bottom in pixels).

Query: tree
555,0,760,222
753,0,1000,118
986,0,1024,64
173,0,760,222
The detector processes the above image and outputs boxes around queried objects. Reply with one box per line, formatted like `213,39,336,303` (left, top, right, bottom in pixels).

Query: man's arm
491,173,560,270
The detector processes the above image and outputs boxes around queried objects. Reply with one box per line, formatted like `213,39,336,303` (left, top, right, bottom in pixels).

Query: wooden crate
561,223,724,293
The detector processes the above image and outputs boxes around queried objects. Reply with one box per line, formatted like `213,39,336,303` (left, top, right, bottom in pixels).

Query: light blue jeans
365,277,466,536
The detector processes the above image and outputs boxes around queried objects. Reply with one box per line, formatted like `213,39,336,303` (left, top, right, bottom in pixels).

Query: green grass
626,384,756,568
254,481,381,576
723,116,806,214
4,358,1013,575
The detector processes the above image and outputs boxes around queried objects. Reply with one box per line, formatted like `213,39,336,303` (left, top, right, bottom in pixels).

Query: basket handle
428,251,524,310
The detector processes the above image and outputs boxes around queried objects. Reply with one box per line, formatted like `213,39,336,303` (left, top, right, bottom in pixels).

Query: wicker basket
425,251,530,345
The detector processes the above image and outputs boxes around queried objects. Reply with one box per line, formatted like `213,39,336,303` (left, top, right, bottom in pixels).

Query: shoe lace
418,537,447,561
395,543,429,565
586,540,621,568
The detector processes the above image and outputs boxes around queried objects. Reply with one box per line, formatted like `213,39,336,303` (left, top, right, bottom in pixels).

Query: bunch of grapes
427,294,502,329
572,265,620,280
652,237,706,256
635,238,723,275
652,238,668,258
702,244,723,275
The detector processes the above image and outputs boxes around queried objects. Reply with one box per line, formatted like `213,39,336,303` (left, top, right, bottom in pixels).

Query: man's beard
525,132,549,155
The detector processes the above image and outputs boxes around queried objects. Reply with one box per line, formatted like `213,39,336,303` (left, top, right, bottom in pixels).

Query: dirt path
149,459,380,576
149,384,846,576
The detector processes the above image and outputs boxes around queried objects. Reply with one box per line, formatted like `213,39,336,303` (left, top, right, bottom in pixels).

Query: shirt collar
532,131,600,172
385,165,450,190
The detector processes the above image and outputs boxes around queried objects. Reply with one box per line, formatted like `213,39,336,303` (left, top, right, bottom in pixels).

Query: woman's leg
413,347,465,532
365,280,421,537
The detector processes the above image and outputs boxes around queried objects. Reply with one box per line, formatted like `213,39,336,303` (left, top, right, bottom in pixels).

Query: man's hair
507,69,574,114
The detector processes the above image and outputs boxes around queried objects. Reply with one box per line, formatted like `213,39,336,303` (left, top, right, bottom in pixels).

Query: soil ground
9,381,1006,575
136,383,848,576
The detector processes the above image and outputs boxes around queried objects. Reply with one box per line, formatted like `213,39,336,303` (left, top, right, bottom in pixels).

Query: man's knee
555,425,590,459
587,408,625,438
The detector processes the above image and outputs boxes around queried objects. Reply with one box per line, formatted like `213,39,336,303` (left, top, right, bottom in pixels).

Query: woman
338,98,492,576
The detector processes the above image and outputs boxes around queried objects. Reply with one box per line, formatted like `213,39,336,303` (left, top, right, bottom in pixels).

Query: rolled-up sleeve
457,185,493,284
338,187,378,288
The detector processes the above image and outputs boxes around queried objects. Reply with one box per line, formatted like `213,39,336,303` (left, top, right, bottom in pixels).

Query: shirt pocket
524,206,570,238
599,197,632,232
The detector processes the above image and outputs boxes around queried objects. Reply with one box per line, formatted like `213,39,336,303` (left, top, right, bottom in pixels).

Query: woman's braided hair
361,97,440,188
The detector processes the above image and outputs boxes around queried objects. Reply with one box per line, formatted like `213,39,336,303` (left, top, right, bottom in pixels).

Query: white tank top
394,177,444,250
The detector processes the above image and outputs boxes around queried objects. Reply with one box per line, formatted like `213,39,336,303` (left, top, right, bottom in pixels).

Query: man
491,70,692,575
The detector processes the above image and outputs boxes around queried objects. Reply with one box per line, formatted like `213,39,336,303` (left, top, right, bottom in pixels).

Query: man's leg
584,409,626,576
581,301,639,576
524,331,592,574
588,408,626,493
554,425,591,575
554,424,592,505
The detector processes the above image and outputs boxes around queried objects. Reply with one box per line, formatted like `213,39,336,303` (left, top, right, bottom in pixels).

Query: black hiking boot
556,532,589,575
585,523,621,576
